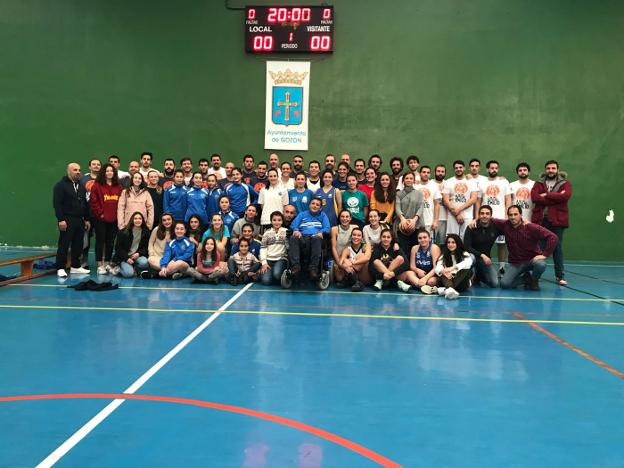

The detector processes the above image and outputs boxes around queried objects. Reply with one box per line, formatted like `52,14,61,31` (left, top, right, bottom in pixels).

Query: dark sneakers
528,276,540,291
351,280,363,292
309,268,320,281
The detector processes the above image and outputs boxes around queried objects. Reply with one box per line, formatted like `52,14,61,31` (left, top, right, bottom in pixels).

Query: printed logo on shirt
103,194,119,202
453,182,468,204
346,196,360,213
484,184,502,206
84,180,95,193
514,187,530,201
420,188,431,208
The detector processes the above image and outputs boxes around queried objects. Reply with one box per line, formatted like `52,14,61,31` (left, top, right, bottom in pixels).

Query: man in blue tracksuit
163,170,188,221
224,168,258,217
289,197,331,280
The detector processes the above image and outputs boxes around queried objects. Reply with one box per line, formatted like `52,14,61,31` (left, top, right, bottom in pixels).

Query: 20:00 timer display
245,6,334,53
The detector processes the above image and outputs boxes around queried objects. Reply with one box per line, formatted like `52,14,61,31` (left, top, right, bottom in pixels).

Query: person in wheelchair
288,197,331,281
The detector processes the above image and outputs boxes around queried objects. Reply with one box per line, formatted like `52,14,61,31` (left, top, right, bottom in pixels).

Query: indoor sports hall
1,1,623,467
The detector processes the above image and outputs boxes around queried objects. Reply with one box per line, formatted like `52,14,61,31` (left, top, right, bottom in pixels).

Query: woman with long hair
111,211,150,277
315,169,342,227
370,171,396,225
201,213,230,260
146,212,174,273
259,211,289,285
425,233,473,299
258,168,289,229
159,220,195,279
399,228,441,290
187,237,228,284
331,209,357,284
394,172,424,255
362,209,390,247
339,227,371,291
117,172,154,230
369,228,411,292
90,163,122,274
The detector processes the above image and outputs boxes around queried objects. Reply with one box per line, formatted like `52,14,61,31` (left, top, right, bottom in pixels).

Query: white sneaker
105,264,113,273
110,266,121,276
445,287,460,300
420,285,437,295
373,280,383,291
97,266,108,275
437,287,446,296
70,267,90,275
397,280,410,292
57,269,68,278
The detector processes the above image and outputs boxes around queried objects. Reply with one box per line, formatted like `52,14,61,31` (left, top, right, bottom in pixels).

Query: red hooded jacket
530,171,572,227
90,182,123,223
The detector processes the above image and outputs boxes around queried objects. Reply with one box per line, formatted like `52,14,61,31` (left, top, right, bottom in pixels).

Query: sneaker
110,266,121,276
105,264,114,273
97,265,108,275
420,285,438,295
397,280,410,292
445,287,460,300
228,274,238,286
528,277,541,291
70,267,90,275
437,287,446,296
309,268,320,281
139,270,153,280
556,277,568,286
57,269,68,278
351,280,363,292
373,280,383,291
171,272,183,280
290,264,301,276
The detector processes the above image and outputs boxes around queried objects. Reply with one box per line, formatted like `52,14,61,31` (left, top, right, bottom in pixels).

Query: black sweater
113,227,150,263
53,176,89,221
464,222,502,257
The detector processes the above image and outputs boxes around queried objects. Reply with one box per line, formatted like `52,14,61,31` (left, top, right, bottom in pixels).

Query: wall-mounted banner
265,61,310,151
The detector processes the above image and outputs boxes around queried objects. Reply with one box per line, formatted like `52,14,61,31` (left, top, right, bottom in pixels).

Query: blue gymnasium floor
1,247,623,467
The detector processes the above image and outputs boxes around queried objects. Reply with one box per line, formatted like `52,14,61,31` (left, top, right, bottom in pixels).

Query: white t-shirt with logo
442,177,478,220
510,179,535,221
435,180,447,221
415,180,442,226
480,177,511,218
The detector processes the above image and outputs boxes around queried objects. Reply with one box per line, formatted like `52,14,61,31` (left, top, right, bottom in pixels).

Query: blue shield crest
272,86,303,126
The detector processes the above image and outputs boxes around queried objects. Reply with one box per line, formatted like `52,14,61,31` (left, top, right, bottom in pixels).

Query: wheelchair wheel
281,269,293,289
318,270,331,290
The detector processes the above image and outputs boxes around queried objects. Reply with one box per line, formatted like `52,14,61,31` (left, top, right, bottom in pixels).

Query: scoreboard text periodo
245,6,334,53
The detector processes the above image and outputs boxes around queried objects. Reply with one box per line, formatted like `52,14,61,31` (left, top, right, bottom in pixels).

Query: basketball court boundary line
9,283,624,303
1,303,623,326
1,393,401,467
513,312,624,379
35,283,253,467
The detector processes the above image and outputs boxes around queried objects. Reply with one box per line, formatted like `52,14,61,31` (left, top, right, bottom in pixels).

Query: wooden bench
0,252,57,286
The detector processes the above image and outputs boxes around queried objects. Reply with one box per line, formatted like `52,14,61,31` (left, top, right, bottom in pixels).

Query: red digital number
322,8,331,20
247,8,256,20
253,35,274,51
302,8,311,21
310,35,331,51
291,7,301,22
277,8,287,22
267,7,277,23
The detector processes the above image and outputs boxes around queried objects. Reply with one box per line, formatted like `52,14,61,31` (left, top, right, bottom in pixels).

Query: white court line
36,283,253,467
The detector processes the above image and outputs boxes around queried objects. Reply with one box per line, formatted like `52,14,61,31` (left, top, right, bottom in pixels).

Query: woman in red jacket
90,164,123,275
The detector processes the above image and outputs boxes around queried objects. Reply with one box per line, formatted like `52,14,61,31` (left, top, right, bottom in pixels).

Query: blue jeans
260,259,287,285
473,255,499,288
500,260,547,289
120,256,148,278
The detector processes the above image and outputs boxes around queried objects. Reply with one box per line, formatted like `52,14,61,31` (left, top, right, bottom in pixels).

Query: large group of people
53,151,571,298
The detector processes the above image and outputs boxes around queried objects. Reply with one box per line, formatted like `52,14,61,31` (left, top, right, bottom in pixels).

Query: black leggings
94,220,118,262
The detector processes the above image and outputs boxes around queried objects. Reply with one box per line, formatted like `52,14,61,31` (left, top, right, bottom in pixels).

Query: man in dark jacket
464,205,502,288
531,160,572,286
53,163,91,277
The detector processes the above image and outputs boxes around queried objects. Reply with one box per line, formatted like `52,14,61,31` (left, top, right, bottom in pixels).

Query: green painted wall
1,0,622,259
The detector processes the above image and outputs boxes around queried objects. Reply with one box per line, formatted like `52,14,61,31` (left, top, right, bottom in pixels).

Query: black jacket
113,227,150,263
464,222,502,257
53,176,89,221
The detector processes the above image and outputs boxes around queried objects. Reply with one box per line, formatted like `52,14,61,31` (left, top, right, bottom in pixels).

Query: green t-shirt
343,190,369,222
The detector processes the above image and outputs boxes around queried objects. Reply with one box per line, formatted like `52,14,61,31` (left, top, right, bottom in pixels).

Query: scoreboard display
245,6,334,53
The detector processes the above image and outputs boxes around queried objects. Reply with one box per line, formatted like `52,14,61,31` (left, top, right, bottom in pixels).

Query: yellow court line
0,303,623,327
8,283,624,303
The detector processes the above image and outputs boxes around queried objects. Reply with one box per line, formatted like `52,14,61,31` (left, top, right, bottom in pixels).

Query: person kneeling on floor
490,205,558,290
423,234,473,299
159,221,195,279
227,238,260,285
